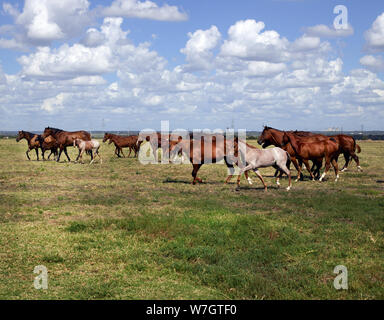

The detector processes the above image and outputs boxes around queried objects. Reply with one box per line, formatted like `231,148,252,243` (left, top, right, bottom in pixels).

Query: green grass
0,138,383,299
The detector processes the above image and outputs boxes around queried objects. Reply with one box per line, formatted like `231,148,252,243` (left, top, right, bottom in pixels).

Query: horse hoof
286,186,291,191
235,187,240,192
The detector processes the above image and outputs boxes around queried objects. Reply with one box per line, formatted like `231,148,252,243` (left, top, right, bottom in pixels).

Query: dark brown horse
282,132,340,181
16,130,44,160
42,127,91,162
169,135,251,185
103,133,142,158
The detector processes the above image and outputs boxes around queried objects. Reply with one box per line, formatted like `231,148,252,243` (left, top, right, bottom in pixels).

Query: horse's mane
22,131,36,139
45,127,63,134
237,138,259,150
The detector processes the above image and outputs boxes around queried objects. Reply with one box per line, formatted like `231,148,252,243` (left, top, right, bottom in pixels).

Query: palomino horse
42,127,92,162
16,130,44,160
282,132,340,182
103,133,142,158
169,135,252,185
74,139,102,164
234,139,292,191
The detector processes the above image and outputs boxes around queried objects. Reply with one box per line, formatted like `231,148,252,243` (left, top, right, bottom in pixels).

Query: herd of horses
15,126,362,191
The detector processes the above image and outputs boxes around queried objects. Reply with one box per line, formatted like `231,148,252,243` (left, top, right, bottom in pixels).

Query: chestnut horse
42,127,91,162
258,127,361,172
169,135,252,185
16,130,44,160
103,133,142,158
282,132,340,182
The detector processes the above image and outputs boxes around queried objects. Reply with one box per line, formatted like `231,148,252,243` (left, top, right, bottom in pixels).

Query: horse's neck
287,134,299,153
270,130,284,147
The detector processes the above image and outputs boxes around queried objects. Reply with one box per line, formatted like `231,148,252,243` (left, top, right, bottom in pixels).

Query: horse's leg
332,158,339,182
127,147,132,158
303,159,315,181
56,147,63,162
75,149,81,162
236,164,254,190
319,157,331,182
191,164,203,184
89,149,95,165
63,147,71,162
254,169,268,191
35,148,39,161
96,149,102,164
350,152,362,171
120,148,126,158
26,148,31,160
291,158,302,182
340,153,350,172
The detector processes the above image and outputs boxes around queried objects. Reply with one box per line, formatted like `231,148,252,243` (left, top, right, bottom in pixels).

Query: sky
0,0,384,131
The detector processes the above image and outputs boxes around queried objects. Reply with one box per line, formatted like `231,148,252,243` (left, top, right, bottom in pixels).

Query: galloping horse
103,133,142,158
169,135,252,185
234,139,292,191
42,127,92,162
74,139,102,164
282,132,340,182
16,130,44,160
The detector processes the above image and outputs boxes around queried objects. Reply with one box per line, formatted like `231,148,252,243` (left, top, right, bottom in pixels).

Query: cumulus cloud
102,0,187,21
180,26,221,71
3,0,91,46
18,18,138,80
220,19,290,62
304,24,354,38
364,12,384,52
360,55,384,72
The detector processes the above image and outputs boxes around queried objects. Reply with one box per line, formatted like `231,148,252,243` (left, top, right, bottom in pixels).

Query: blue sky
0,0,384,131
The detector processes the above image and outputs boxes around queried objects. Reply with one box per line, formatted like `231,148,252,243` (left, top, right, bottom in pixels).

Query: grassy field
0,138,383,300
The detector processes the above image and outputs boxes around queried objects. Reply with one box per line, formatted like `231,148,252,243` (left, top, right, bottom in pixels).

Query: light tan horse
74,139,102,164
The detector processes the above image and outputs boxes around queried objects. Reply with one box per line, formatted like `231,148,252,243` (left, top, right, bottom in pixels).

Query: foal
74,139,102,164
234,139,292,191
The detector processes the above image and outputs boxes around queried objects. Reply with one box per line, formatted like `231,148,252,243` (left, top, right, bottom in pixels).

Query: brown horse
41,135,59,160
103,133,142,158
282,132,340,182
258,127,361,172
16,130,44,160
137,132,172,162
169,135,251,185
42,127,91,162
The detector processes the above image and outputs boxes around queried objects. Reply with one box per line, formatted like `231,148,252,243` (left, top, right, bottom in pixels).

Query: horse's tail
356,143,361,154
285,151,291,170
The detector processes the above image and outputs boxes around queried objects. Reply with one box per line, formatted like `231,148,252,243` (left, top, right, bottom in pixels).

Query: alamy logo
33,265,48,290
333,5,348,30
333,265,348,290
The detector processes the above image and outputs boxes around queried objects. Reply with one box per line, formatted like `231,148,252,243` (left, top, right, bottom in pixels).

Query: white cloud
180,26,221,71
291,35,321,51
102,0,187,21
41,93,67,113
3,0,91,46
304,24,354,38
220,19,290,62
360,55,384,72
365,12,384,52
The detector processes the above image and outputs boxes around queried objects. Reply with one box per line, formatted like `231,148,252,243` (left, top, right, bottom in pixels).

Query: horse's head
258,126,274,148
16,130,24,142
42,127,53,139
102,133,110,143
